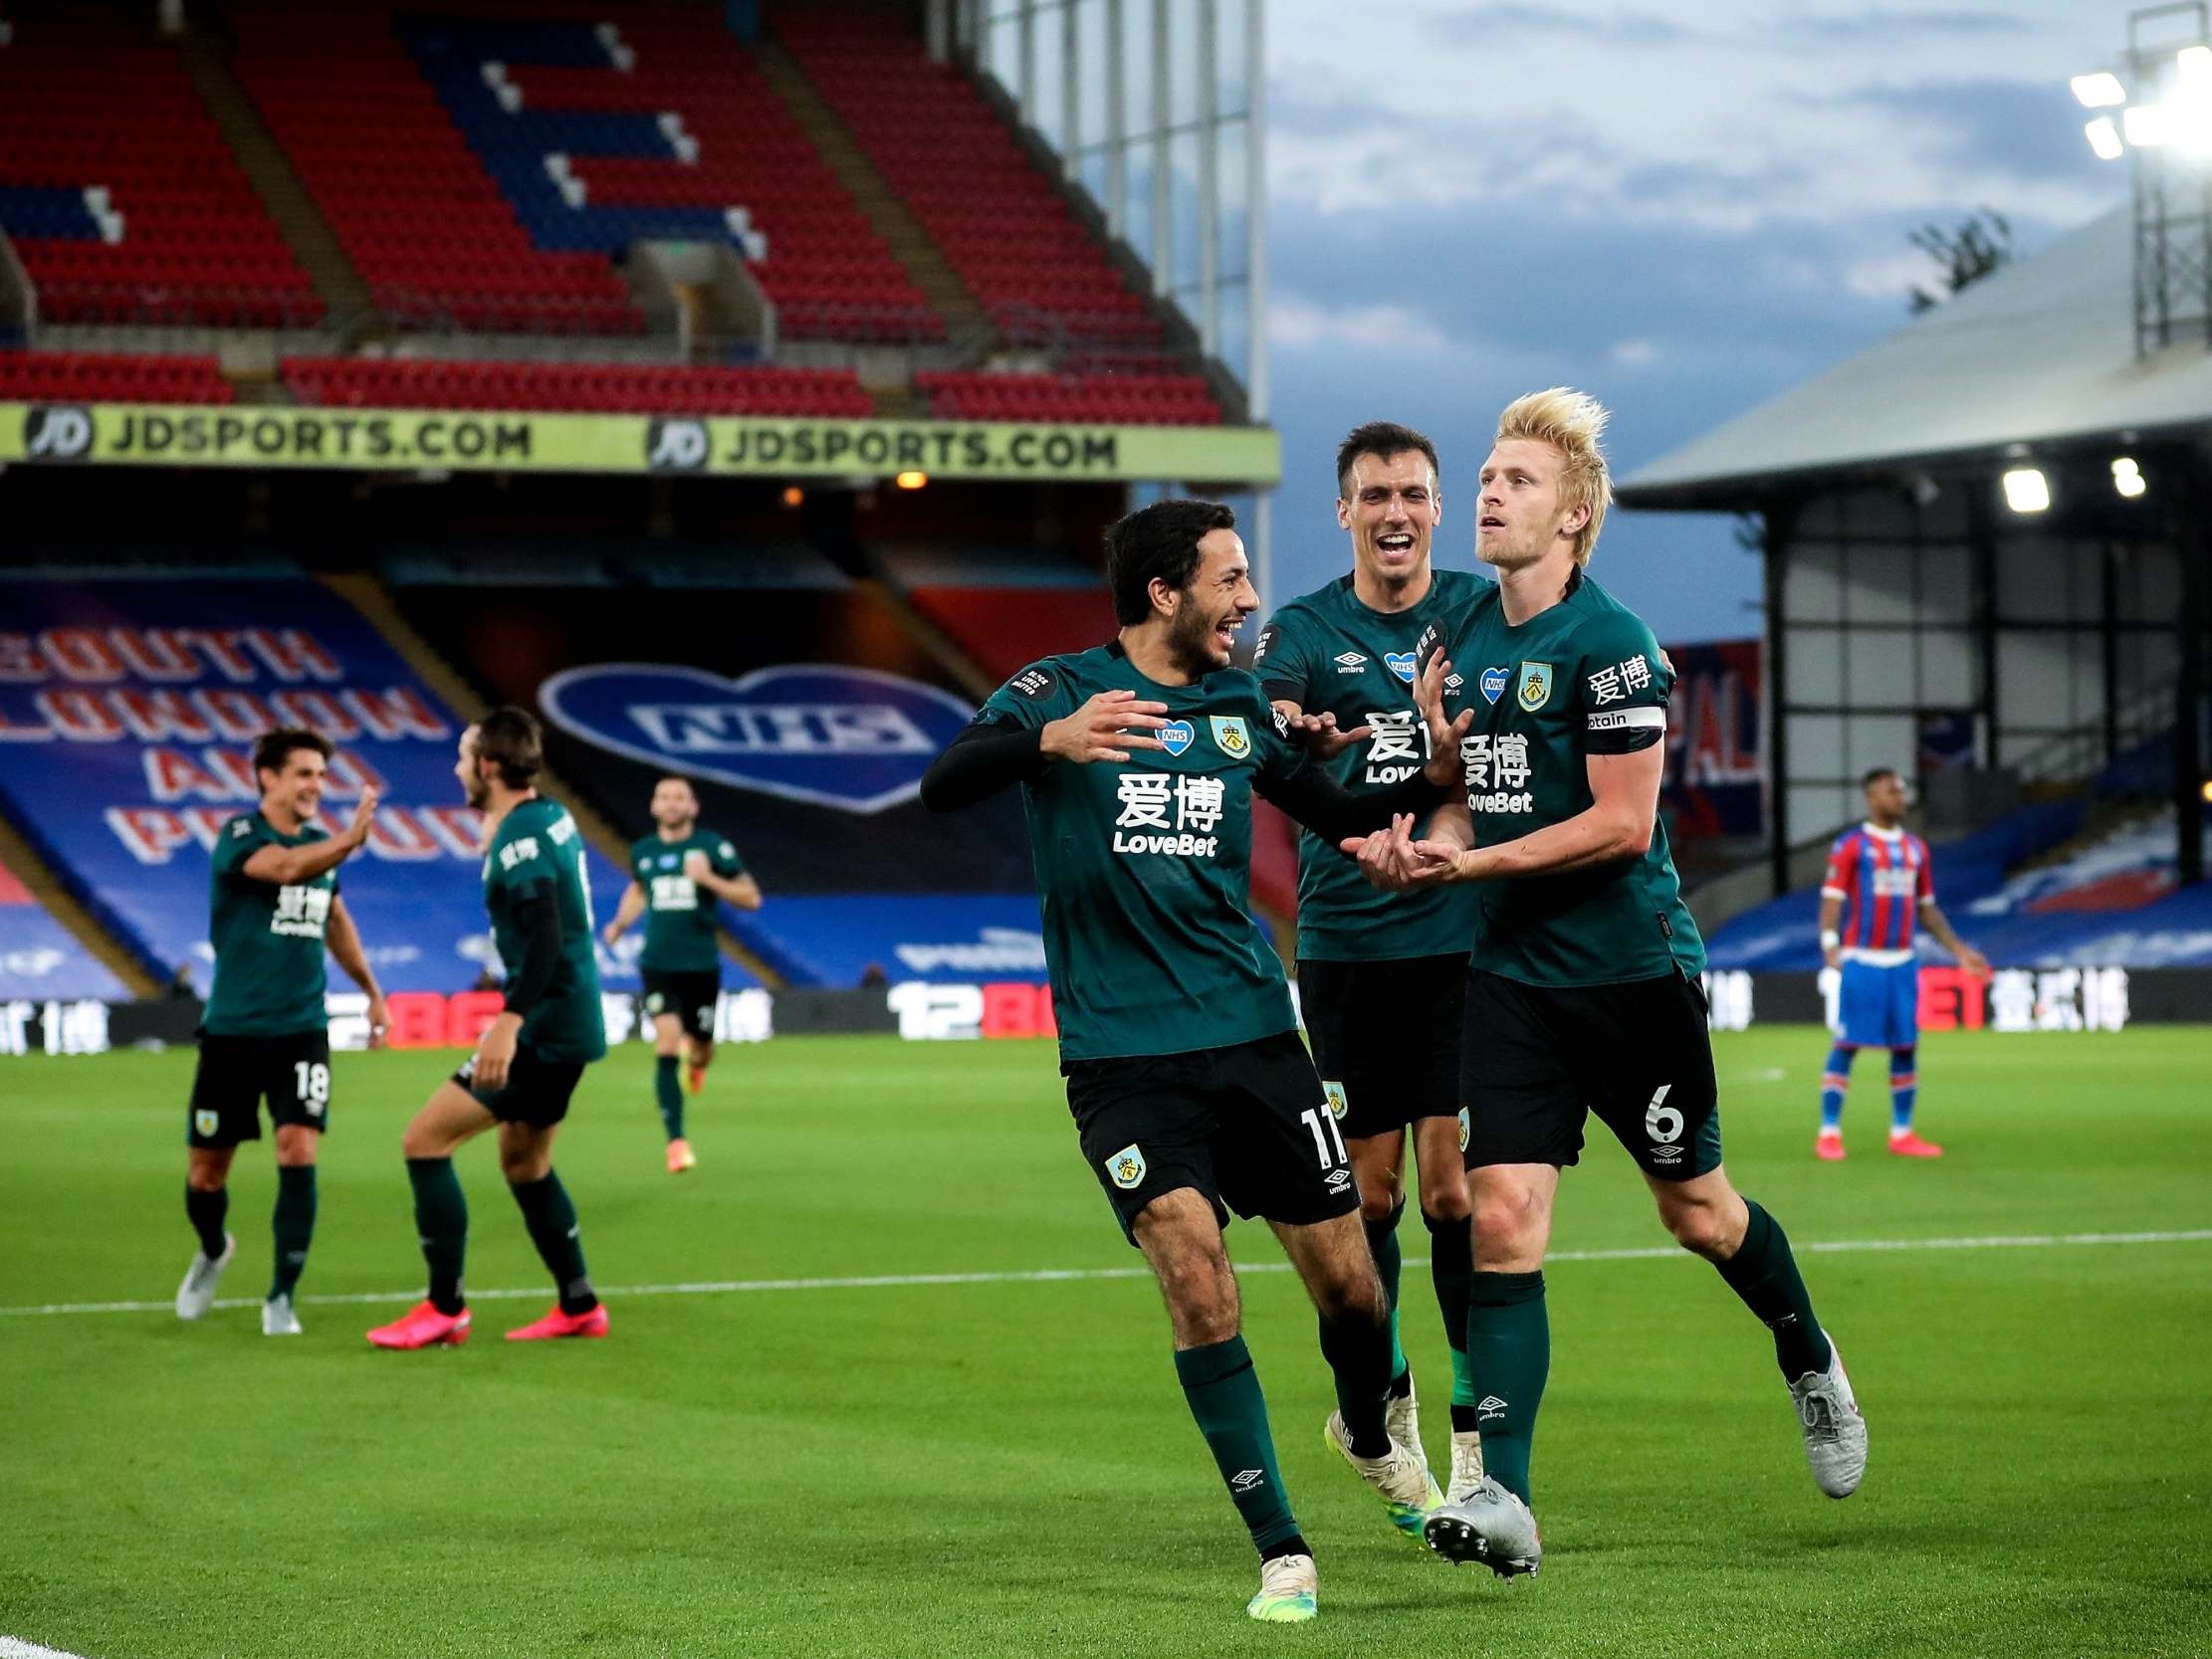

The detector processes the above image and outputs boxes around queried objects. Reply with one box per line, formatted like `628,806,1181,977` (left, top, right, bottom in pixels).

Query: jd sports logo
25,405,95,463
645,418,711,472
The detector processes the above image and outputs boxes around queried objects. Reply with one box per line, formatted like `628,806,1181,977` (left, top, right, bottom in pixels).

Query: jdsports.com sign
3,402,1282,485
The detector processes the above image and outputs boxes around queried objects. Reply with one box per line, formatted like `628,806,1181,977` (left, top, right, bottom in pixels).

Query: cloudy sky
1259,0,2125,641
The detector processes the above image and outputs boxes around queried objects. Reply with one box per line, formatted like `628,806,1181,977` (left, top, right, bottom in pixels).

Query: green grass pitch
3,1026,2208,1658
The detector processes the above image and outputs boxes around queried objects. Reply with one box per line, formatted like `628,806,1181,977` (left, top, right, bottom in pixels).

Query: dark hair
1336,421,1439,500
1862,766,1900,790
1104,498,1237,626
252,726,332,780
474,706,544,788
653,773,698,794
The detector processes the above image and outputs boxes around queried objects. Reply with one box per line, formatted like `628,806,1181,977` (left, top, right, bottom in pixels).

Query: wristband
1819,930,1840,949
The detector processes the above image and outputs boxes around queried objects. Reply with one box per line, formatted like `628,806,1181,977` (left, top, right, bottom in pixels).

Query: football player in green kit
922,499,1475,1624
367,708,609,1348
601,774,763,1172
176,728,386,1337
1343,390,1867,1579
1253,421,1486,1503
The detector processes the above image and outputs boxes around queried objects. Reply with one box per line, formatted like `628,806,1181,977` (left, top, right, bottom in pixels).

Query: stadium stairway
0,809,157,997
750,38,992,356
316,569,785,988
173,22,376,332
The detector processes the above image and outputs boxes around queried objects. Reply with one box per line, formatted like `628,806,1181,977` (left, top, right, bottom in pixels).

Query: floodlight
2124,104,2174,146
2001,468,2051,514
2111,458,2147,499
2181,45,2212,87
2087,116,2125,159
2072,72,2127,107
894,470,929,491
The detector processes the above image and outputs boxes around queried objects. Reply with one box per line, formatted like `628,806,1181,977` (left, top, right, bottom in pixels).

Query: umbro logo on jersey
1158,721,1195,756
1385,651,1417,684
1479,666,1508,705
1444,673,1464,691
1334,652,1368,674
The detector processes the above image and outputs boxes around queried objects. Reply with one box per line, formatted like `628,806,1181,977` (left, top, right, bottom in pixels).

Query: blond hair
1495,388,1613,566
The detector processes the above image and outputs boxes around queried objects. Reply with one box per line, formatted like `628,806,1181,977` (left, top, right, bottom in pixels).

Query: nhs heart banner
539,663,978,814
0,579,637,993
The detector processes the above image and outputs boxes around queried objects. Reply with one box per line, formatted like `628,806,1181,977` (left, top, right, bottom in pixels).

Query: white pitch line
6,1229,2210,1322
3,1638,92,1659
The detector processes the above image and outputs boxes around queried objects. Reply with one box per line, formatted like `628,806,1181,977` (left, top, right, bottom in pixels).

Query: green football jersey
978,644,1326,1063
1430,570,1704,987
201,811,336,1038
484,795,607,1063
1255,568,1485,962
630,829,745,973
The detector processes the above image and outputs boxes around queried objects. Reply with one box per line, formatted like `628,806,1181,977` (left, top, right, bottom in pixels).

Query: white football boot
262,1294,304,1337
1324,1410,1441,1541
1384,1375,1436,1494
1789,1342,1868,1498
175,1232,235,1321
1245,1552,1317,1623
1446,1430,1486,1504
1425,1477,1541,1577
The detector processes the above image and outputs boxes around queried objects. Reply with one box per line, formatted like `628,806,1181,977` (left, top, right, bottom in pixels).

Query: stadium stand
0,349,233,405
283,355,871,415
0,15,323,327
379,555,1039,986
774,7,1162,349
0,573,651,997
916,369,1222,426
0,853,129,1002
1960,810,2212,967
225,0,939,341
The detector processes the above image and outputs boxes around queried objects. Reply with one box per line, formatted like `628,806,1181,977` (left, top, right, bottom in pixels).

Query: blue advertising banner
0,579,642,994
539,662,977,814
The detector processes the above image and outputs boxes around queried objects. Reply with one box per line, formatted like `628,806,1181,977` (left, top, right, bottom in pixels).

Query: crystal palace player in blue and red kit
1816,768,1988,1159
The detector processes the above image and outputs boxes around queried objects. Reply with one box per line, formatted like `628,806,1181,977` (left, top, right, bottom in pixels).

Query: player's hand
682,849,711,880
365,992,390,1051
473,1012,520,1092
1959,945,1992,981
343,787,381,850
1414,653,1474,786
1283,710,1374,759
600,921,624,949
1340,814,1459,891
1041,691,1170,764
1822,944,1843,972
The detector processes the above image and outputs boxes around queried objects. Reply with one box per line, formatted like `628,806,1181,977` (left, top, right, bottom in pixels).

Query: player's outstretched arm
1917,900,1991,979
601,881,647,947
1269,698,1375,761
325,896,390,1049
240,788,380,886
1341,804,1468,892
1450,743,1662,884
921,692,1169,812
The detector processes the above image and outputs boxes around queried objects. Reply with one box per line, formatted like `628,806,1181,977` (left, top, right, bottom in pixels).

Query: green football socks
1174,1337,1304,1555
405,1155,469,1315
1715,1199,1833,1380
1465,1270,1549,1504
653,1054,684,1141
1424,1208,1479,1419
184,1182,228,1259
1366,1200,1409,1386
509,1169,597,1315
268,1164,317,1301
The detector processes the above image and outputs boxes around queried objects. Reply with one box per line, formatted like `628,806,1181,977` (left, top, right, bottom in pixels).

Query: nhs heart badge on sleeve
538,663,977,814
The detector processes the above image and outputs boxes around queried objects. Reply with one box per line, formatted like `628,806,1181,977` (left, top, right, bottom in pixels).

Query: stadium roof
1617,204,2205,512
